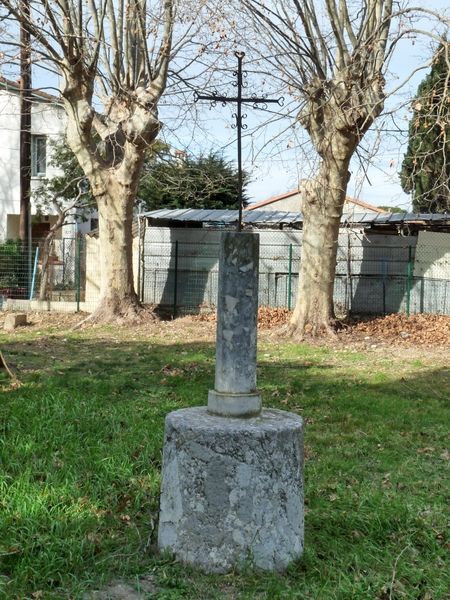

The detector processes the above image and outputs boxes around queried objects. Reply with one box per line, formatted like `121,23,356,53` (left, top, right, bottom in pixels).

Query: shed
139,209,450,317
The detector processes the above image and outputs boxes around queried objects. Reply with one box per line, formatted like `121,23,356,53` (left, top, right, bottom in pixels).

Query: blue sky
160,1,450,210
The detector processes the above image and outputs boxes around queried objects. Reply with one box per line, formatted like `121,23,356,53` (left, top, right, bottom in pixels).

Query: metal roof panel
144,208,173,219
343,212,374,223
373,213,391,223
143,208,450,228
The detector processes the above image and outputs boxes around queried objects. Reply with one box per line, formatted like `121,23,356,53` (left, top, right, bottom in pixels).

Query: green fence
0,237,85,309
140,229,435,318
2,229,450,318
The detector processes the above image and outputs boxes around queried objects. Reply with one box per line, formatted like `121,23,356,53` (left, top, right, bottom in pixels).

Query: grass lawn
0,315,449,599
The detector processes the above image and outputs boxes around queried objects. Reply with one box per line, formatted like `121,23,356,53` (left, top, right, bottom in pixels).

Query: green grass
0,323,449,599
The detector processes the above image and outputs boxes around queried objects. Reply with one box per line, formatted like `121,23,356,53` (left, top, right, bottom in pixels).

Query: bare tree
241,1,449,336
35,178,91,301
0,0,177,322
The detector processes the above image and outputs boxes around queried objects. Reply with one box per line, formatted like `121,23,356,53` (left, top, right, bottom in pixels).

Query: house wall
247,194,301,212
0,90,67,240
6,214,63,240
0,91,20,239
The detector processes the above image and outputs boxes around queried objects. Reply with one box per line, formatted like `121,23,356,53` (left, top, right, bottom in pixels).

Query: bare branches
325,0,350,69
236,1,449,334
0,0,65,64
149,0,174,100
240,1,449,154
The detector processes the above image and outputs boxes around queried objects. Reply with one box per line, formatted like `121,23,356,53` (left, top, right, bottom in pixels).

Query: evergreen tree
400,43,450,212
139,151,249,211
36,142,248,214
34,140,93,217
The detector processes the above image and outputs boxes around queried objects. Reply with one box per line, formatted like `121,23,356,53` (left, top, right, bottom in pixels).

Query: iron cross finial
195,52,284,231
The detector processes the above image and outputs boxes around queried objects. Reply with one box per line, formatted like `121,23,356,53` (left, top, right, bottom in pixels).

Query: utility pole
19,0,31,242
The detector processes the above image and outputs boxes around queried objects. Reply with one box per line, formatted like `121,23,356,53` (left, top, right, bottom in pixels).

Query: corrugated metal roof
142,209,450,227
143,208,304,226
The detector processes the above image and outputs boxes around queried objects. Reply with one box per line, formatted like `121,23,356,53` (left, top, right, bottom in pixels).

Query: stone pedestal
208,231,261,417
157,231,305,572
4,313,27,331
157,407,304,572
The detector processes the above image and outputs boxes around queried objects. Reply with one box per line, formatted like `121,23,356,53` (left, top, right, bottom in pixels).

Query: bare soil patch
0,310,83,332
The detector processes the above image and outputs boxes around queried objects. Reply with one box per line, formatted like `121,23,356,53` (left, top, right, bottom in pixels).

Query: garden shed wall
141,226,434,316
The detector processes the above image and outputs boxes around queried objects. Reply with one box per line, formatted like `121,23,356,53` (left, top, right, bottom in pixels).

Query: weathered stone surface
207,389,262,418
208,231,261,417
158,407,304,572
4,313,27,331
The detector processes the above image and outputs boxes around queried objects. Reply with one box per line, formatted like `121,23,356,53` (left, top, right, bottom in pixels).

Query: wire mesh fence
141,228,450,318
0,239,33,304
2,227,450,317
0,237,85,309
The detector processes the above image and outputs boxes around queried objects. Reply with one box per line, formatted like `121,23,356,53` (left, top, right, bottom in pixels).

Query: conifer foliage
400,44,450,213
139,151,248,211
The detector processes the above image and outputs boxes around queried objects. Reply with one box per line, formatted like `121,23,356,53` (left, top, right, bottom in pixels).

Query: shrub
0,239,25,288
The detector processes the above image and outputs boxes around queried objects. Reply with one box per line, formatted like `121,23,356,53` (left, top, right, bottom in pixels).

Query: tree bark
288,156,350,338
62,91,157,324
88,165,143,323
38,236,52,301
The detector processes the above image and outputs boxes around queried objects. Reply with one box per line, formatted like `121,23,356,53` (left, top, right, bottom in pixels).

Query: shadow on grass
0,335,449,598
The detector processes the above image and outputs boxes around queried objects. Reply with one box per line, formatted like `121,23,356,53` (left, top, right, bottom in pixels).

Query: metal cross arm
194,51,284,231
194,92,284,107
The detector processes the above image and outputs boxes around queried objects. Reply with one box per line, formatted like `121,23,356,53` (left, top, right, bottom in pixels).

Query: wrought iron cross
194,51,283,231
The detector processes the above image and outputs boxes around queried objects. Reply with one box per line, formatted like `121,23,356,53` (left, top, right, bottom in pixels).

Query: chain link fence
2,227,450,317
141,228,450,318
0,237,85,309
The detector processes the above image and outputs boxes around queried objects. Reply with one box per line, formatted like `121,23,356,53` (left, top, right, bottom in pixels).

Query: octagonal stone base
157,407,304,573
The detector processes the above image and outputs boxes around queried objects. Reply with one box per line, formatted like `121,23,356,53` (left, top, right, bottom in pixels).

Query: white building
0,78,96,241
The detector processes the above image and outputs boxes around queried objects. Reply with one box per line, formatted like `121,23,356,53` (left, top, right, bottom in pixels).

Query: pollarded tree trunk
288,156,351,338
0,0,174,325
239,0,395,337
94,190,138,321
62,86,159,324
88,154,146,323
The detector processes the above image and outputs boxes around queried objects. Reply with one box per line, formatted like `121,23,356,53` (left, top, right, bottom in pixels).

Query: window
90,218,99,231
31,135,47,176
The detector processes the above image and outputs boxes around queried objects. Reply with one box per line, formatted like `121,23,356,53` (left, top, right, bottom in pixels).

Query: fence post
382,258,387,316
287,243,293,310
140,216,147,303
141,257,145,303
406,245,413,317
75,236,81,312
29,246,39,301
62,237,66,285
173,240,179,319
346,234,353,313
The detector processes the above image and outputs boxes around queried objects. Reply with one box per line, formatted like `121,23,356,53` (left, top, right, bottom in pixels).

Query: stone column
158,230,304,573
208,231,261,417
